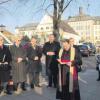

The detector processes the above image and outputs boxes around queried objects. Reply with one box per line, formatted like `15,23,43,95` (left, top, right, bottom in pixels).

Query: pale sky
0,0,100,33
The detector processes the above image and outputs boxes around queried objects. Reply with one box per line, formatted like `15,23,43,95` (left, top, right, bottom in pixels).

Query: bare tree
0,0,13,5
0,0,74,41
53,0,74,41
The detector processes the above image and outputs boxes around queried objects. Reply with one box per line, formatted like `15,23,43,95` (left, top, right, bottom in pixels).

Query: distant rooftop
16,23,38,31
67,7,100,22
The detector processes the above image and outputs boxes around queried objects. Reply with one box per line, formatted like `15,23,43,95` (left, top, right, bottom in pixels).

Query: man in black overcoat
43,34,60,88
0,37,12,96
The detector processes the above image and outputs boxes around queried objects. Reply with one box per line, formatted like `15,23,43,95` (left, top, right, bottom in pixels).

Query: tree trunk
53,0,59,41
53,0,64,41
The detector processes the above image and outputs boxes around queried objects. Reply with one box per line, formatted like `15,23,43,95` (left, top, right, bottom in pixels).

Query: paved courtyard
0,56,100,100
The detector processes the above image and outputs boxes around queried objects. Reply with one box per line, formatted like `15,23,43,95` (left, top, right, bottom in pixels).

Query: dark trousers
28,72,40,86
98,71,100,79
48,69,57,87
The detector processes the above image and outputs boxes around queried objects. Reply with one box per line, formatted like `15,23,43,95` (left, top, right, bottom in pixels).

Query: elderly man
0,37,12,96
10,35,27,94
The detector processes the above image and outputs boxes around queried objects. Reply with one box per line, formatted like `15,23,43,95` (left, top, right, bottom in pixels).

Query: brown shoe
14,88,22,95
35,85,42,87
0,90,6,97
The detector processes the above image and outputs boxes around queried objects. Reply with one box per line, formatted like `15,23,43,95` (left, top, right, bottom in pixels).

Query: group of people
0,36,42,96
43,35,82,100
0,34,82,100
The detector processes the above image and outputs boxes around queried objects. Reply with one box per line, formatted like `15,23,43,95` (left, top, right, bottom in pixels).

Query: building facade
67,7,100,45
15,14,80,44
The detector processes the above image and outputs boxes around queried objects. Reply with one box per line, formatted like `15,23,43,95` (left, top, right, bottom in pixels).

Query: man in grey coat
27,37,42,89
10,36,27,94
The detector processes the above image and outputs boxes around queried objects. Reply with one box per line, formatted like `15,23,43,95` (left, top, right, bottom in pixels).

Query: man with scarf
56,39,81,100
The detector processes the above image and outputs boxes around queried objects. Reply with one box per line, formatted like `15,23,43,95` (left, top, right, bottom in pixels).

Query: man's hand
34,56,39,60
17,58,23,63
67,62,71,66
57,59,66,65
57,59,72,66
47,52,55,56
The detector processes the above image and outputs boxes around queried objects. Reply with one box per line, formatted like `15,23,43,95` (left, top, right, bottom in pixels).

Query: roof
67,14,93,22
0,31,13,44
67,11,100,22
0,25,13,44
59,21,78,35
67,7,100,22
1,29,13,35
16,23,38,31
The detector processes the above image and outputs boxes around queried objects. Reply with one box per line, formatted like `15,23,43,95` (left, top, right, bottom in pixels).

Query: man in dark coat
10,36,27,94
43,34,60,88
0,37,12,96
56,39,81,100
27,37,42,88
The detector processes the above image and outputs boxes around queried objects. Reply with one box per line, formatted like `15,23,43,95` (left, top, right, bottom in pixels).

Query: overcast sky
0,0,100,33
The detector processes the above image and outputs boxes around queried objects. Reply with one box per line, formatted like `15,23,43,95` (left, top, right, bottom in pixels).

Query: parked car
83,42,96,54
78,45,90,57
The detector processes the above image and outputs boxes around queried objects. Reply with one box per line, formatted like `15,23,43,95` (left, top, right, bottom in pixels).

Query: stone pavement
0,69,100,100
79,69,100,100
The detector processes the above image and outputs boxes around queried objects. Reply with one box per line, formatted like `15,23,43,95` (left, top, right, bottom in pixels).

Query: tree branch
42,0,47,6
45,3,54,11
0,0,13,5
62,0,73,13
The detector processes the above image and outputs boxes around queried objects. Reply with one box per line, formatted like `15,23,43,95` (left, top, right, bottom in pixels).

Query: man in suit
43,34,60,88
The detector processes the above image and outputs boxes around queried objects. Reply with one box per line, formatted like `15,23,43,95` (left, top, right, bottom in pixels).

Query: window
96,36,98,39
41,27,43,30
46,27,49,29
86,32,90,35
51,26,53,29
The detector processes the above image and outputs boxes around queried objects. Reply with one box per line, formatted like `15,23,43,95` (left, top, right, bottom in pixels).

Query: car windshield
83,43,95,48
79,45,88,49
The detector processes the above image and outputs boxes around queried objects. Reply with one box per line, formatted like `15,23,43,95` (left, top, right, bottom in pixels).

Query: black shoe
47,85,52,88
6,91,13,95
31,84,34,89
54,85,57,88
97,78,100,81
21,82,26,91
